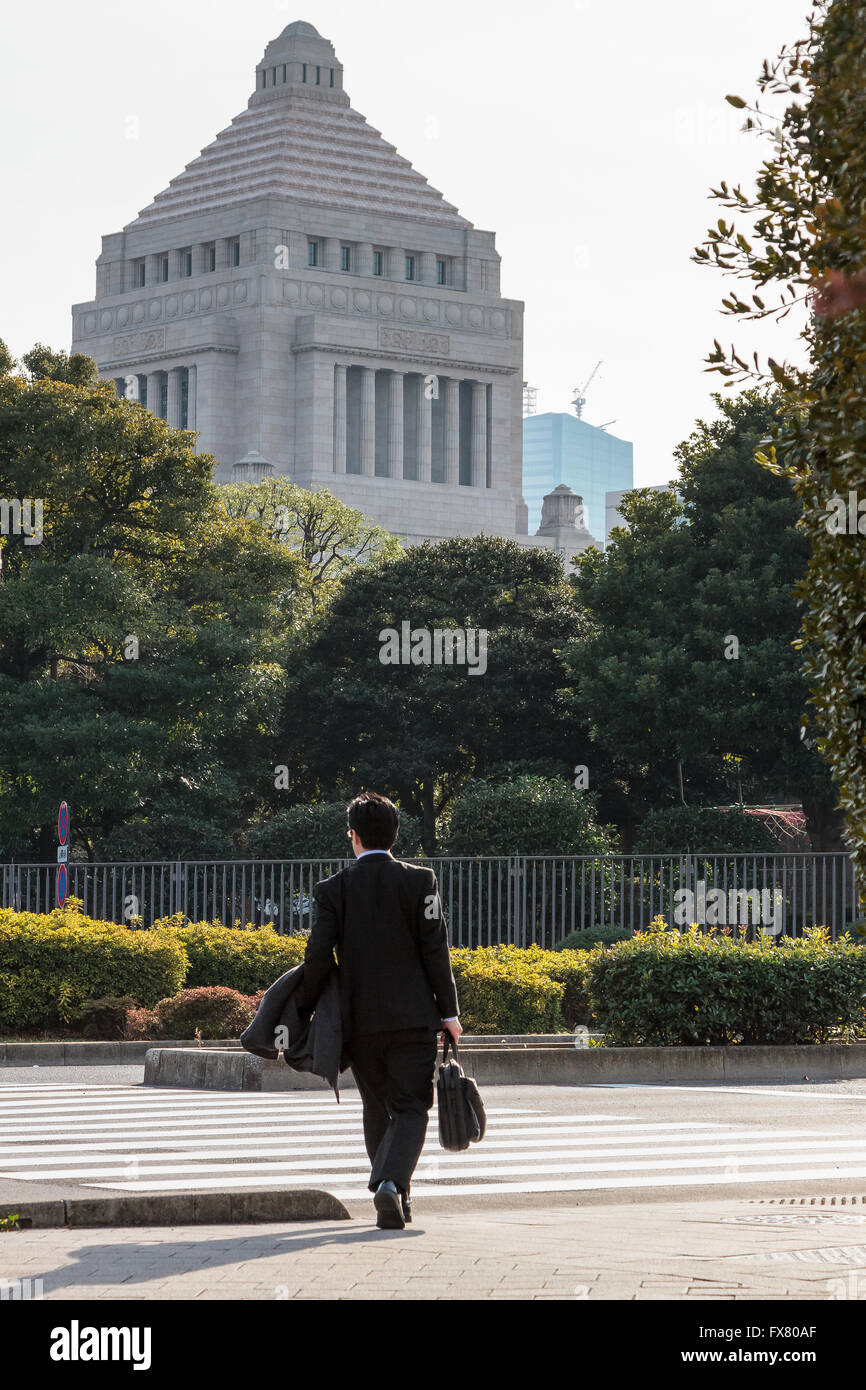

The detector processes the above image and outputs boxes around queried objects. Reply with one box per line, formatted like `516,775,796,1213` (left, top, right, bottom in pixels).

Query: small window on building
302,63,307,82
160,256,169,282
230,238,240,268
271,68,277,86
281,64,287,83
183,249,192,277
136,261,146,287
308,241,319,268
316,66,321,85
373,250,383,276
405,256,416,281
260,69,265,89
207,244,216,272
330,68,335,87
340,246,351,272
437,260,447,286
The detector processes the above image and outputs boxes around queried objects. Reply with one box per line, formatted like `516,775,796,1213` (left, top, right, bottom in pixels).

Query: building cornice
100,343,239,371
290,343,518,375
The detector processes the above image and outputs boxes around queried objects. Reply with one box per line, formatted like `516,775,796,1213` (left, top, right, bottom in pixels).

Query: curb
0,1035,584,1066
0,1190,350,1229
144,1042,866,1091
0,1040,241,1066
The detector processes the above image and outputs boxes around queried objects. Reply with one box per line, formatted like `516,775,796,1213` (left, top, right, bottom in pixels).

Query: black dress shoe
374,1179,405,1230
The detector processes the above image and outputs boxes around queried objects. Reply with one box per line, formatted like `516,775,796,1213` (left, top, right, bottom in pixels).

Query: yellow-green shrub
0,906,187,1031
154,916,307,993
450,946,566,1033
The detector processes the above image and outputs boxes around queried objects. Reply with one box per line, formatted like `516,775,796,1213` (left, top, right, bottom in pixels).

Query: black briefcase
436,1036,487,1152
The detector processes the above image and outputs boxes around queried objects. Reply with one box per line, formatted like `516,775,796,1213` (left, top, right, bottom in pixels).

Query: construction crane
571,361,603,420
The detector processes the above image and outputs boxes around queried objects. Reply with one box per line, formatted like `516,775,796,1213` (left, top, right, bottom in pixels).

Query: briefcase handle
441,1034,459,1065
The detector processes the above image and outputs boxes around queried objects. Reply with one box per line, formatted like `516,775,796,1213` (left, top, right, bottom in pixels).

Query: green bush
536,948,595,1029
159,918,307,993
634,805,779,854
153,987,257,1039
243,801,423,860
0,906,188,1031
79,996,139,1040
587,919,866,1045
450,945,565,1033
443,776,617,856
556,925,632,951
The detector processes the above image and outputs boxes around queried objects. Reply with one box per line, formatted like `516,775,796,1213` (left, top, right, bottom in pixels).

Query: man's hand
442,1018,463,1045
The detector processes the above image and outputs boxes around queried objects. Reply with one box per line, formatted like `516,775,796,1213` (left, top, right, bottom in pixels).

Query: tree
442,776,616,856
282,536,589,853
562,389,841,848
221,477,401,619
0,346,302,860
692,0,866,870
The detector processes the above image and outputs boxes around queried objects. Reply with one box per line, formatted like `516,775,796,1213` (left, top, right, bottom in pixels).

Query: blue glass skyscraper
523,413,634,543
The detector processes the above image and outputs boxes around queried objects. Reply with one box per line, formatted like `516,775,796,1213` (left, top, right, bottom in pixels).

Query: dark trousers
349,1027,439,1194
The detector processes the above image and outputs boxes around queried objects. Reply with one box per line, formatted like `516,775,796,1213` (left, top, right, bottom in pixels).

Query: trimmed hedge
0,906,188,1031
587,919,866,1045
448,945,592,1033
155,916,307,993
5,905,866,1044
450,947,564,1033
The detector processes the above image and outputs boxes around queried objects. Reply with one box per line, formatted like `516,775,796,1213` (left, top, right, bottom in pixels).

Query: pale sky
0,0,810,486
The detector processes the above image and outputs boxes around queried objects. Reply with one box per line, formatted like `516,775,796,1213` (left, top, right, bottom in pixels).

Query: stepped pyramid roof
127,21,471,232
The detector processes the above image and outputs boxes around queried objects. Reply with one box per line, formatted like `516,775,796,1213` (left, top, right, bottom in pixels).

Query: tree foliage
563,389,841,847
0,345,302,860
693,0,866,871
283,537,589,853
221,476,401,619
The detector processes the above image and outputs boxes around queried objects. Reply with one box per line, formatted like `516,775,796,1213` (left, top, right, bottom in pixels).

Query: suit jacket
297,853,460,1038
239,961,349,1099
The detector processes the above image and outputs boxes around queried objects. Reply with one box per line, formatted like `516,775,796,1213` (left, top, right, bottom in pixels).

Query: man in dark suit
298,792,462,1230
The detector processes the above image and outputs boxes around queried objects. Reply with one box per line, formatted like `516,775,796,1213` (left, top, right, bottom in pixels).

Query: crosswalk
1,1083,865,1200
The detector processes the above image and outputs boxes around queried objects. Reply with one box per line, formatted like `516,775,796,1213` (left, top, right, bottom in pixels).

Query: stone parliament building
71,21,593,559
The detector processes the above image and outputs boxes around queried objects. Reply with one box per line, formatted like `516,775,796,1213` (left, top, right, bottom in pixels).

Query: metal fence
0,854,861,946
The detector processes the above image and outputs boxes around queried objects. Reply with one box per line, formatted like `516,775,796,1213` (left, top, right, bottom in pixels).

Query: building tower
71,21,528,547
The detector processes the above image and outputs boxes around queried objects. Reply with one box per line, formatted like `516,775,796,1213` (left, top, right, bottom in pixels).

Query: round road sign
56,862,68,908
58,801,69,846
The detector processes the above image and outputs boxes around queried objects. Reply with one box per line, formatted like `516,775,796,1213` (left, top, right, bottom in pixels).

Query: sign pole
57,801,69,908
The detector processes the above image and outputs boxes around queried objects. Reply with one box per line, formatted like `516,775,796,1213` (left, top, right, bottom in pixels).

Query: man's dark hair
347,792,400,850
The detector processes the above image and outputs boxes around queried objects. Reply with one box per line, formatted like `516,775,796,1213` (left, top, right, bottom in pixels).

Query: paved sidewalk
2,1197,865,1300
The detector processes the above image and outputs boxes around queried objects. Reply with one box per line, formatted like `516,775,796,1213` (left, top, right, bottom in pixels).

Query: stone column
471,382,487,487
194,243,210,275
146,371,163,420
388,371,404,479
418,378,433,482
145,254,161,287
333,364,347,473
325,237,342,272
166,367,183,428
187,365,197,431
360,367,376,476
419,252,437,285
240,230,256,265
444,378,460,485
386,246,404,280
357,242,374,277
